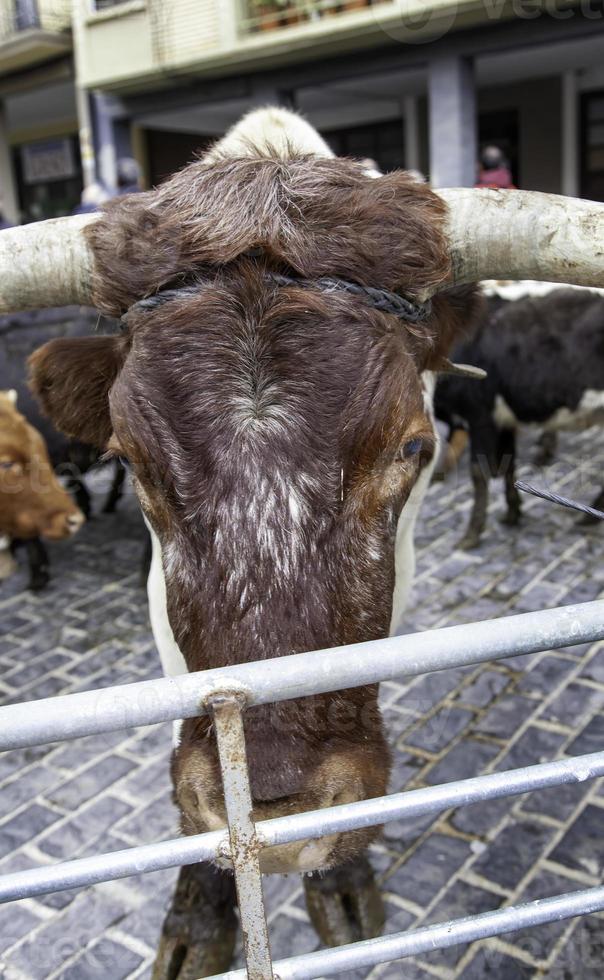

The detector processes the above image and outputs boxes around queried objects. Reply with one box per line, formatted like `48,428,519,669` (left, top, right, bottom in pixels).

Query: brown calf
0,389,84,544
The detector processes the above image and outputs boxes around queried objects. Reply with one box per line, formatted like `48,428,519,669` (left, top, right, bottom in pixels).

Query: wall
38,0,72,33
74,0,508,92
74,1,154,90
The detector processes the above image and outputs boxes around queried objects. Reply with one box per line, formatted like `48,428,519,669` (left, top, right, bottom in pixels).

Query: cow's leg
102,459,126,514
65,442,94,519
499,428,522,526
459,460,489,549
67,475,92,520
304,854,384,947
441,427,469,477
0,536,16,581
153,863,237,980
25,538,50,591
534,429,557,467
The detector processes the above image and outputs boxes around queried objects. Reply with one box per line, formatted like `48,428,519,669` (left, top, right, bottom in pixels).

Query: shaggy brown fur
30,336,126,447
0,391,83,540
86,156,451,316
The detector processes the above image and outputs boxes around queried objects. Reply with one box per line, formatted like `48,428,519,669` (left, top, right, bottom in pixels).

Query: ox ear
29,336,125,448
420,284,486,373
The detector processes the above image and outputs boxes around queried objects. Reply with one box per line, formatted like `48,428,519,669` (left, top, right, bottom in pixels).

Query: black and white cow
435,281,604,547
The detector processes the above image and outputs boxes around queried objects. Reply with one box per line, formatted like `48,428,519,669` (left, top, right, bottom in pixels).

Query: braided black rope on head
266,272,432,324
121,269,432,327
119,285,204,328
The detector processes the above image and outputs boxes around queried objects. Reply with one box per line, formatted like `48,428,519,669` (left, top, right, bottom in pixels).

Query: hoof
0,551,17,581
152,864,237,980
500,510,521,527
304,855,385,947
29,569,50,592
153,930,236,980
458,533,481,551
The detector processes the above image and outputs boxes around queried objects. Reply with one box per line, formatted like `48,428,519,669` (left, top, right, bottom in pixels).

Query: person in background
475,145,515,189
72,181,109,215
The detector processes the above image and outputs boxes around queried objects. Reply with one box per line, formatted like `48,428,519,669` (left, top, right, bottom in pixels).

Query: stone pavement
0,426,603,980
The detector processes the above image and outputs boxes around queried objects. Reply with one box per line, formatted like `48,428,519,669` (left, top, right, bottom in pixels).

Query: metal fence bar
211,695,274,980
207,884,604,980
1,601,602,751
1,749,603,904
1,602,603,979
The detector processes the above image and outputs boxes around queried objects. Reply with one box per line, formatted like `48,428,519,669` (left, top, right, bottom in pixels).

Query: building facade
0,0,603,221
0,0,79,223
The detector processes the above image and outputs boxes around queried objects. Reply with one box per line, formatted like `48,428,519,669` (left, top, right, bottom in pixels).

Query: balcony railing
242,0,388,34
0,0,71,42
93,0,132,9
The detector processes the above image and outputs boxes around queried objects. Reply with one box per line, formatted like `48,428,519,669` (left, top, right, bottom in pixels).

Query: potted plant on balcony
248,0,287,30
281,0,303,26
320,0,343,18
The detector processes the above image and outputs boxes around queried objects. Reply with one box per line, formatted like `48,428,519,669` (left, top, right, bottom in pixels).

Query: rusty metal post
210,693,274,980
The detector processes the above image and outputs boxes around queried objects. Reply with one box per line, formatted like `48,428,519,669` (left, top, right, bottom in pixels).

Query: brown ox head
27,154,481,870
15,117,604,872
0,389,84,543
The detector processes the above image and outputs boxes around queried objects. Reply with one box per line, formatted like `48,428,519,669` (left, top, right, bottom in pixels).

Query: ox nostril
332,788,358,807
325,779,363,810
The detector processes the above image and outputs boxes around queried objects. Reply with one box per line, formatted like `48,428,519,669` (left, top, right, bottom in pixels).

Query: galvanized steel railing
1,600,604,978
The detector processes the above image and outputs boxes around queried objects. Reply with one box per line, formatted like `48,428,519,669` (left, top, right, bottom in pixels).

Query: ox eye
0,459,22,474
118,456,131,471
401,438,423,459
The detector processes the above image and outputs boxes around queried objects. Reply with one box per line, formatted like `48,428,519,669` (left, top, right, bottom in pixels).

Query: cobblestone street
0,426,603,980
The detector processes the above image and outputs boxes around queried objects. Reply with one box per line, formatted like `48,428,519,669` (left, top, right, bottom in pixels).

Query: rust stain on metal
209,691,274,978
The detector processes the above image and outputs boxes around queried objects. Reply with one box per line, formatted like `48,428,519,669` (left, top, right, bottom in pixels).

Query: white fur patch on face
389,371,438,636
144,518,187,746
210,456,315,599
145,519,187,677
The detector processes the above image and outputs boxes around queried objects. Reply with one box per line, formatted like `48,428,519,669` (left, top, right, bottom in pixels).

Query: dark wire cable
515,481,604,522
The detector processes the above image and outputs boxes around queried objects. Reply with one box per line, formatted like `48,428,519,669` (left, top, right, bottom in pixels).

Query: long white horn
437,189,604,290
0,213,97,313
